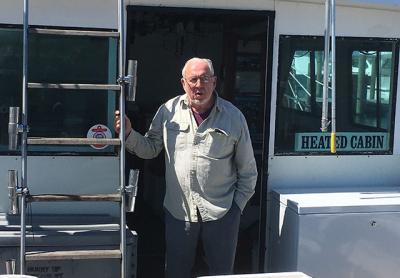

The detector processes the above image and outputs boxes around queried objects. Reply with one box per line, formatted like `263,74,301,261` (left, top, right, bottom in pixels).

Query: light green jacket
126,93,258,222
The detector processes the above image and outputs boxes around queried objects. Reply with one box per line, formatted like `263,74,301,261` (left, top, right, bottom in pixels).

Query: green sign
295,132,389,152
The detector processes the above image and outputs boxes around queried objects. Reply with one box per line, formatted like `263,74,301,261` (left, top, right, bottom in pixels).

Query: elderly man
115,57,257,277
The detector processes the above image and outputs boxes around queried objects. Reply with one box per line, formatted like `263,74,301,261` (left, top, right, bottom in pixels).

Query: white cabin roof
278,0,400,11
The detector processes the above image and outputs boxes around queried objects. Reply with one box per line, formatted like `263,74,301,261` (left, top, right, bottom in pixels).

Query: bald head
182,58,214,78
180,57,216,112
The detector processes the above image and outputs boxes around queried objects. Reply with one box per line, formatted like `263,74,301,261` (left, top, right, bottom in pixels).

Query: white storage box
270,187,400,278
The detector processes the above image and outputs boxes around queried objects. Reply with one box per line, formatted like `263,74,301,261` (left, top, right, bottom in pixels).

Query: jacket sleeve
125,105,165,159
233,113,258,212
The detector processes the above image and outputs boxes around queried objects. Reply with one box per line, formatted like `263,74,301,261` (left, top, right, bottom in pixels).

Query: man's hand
114,110,132,138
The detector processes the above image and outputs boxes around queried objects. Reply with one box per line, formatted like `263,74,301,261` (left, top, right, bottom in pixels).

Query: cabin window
275,35,398,154
352,50,392,129
0,26,117,154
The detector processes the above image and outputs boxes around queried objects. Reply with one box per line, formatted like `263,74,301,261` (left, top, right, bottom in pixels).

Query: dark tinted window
0,27,117,154
275,36,398,154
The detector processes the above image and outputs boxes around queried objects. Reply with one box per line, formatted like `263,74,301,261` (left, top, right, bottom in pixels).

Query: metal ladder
7,0,138,277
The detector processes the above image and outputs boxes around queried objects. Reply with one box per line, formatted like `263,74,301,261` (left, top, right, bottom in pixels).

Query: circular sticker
87,124,112,150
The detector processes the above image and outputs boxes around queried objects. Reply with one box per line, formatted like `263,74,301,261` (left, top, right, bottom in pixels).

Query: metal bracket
8,107,30,150
117,60,137,101
5,259,16,275
117,75,132,85
8,107,20,150
320,120,331,132
126,169,139,212
16,187,30,196
126,60,137,101
8,170,19,215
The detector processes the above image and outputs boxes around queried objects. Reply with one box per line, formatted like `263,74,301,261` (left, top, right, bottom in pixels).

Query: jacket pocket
200,128,234,159
165,122,189,151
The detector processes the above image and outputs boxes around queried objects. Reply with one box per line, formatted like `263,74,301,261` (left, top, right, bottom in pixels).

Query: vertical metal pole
21,0,29,274
330,0,337,153
118,0,127,277
321,0,330,132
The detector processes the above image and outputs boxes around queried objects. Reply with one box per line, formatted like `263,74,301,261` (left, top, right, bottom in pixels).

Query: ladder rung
27,138,121,146
30,28,120,38
26,250,122,261
9,224,120,231
27,194,121,203
28,83,121,90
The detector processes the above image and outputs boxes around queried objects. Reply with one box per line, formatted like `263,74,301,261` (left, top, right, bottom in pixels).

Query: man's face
181,60,216,107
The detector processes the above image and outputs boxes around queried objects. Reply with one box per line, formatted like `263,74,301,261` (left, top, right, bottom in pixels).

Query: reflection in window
284,51,312,112
0,27,117,154
283,50,332,114
352,51,392,129
275,36,398,154
283,50,331,113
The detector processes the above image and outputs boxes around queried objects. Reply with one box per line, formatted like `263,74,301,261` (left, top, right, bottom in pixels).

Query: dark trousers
164,203,241,278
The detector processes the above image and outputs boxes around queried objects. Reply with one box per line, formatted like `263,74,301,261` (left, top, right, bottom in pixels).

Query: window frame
275,34,399,156
0,23,119,156
351,49,394,130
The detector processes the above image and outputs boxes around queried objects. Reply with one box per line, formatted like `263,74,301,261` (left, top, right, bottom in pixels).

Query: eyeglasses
184,75,214,85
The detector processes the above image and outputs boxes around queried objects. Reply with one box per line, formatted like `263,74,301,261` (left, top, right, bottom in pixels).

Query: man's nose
193,79,203,87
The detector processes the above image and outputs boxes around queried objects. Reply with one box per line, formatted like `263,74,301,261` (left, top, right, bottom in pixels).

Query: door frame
126,5,275,273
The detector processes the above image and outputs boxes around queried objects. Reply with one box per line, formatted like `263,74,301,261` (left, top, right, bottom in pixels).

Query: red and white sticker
87,124,112,150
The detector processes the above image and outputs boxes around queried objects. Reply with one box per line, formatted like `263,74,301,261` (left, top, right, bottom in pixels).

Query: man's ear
180,78,185,87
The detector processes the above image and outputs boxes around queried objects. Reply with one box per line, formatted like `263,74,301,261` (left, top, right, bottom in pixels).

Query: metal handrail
117,0,128,277
20,0,29,273
330,0,337,153
321,0,331,133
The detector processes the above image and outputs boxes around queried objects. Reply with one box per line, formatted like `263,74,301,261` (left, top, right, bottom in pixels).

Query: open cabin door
126,6,274,277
